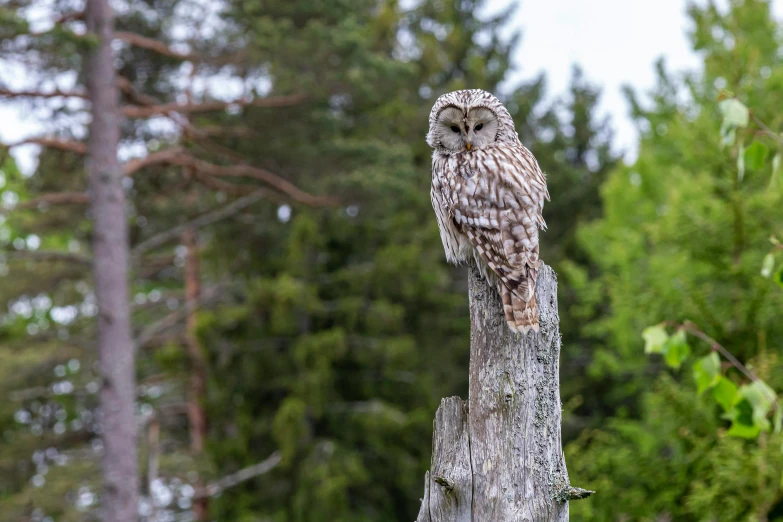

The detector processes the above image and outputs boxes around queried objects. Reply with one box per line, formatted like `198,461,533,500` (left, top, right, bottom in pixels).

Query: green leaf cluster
566,1,783,519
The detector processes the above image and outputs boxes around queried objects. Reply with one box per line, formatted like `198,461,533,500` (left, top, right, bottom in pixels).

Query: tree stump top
416,264,592,522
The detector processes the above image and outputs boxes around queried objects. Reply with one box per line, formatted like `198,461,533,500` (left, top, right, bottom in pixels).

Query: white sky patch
2,0,782,173
487,0,783,162
277,204,292,223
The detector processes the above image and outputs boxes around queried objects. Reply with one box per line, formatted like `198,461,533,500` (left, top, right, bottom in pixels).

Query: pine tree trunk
183,228,209,521
85,1,139,520
415,264,591,522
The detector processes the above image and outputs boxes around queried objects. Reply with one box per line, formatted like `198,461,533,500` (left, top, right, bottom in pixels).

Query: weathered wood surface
416,264,590,522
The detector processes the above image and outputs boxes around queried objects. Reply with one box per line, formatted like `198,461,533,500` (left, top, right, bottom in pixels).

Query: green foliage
642,324,668,354
713,375,739,413
718,97,749,147
693,352,720,394
568,375,783,522
10,0,783,520
641,324,781,437
565,0,783,519
663,330,691,370
745,140,770,171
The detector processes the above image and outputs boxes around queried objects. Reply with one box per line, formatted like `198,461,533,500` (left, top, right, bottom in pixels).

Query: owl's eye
474,123,484,131
450,125,460,133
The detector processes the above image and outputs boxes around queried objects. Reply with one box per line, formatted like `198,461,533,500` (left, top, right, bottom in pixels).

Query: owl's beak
466,141,472,151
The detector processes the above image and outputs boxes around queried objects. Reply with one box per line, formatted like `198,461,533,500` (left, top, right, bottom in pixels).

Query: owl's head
426,89,517,153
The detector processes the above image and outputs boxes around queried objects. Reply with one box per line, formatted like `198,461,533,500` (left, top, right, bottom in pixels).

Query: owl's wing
444,145,548,331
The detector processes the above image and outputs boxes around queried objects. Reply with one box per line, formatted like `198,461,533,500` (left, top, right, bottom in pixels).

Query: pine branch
124,148,333,205
25,11,85,37
123,147,184,175
191,171,259,196
5,250,92,266
5,137,87,154
0,88,87,99
54,11,85,24
131,189,266,256
0,88,305,117
156,152,332,205
12,192,90,210
121,94,306,118
115,31,193,60
116,76,159,106
184,157,334,206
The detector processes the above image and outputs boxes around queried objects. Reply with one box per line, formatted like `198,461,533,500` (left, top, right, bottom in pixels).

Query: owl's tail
499,283,539,334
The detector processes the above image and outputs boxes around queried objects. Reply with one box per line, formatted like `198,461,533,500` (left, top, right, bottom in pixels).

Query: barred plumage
427,89,549,334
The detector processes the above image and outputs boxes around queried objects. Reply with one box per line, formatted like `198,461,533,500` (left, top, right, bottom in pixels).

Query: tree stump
416,263,592,522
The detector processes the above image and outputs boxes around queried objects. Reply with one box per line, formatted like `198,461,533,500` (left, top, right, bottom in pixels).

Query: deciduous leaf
693,352,721,394
724,399,759,438
774,263,783,289
727,420,761,438
642,325,668,354
719,99,749,148
713,376,738,412
761,253,775,278
744,141,769,170
720,126,737,147
740,380,776,431
774,402,782,434
718,98,749,127
663,330,690,369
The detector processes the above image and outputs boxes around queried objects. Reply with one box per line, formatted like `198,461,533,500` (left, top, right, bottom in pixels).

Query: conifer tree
566,1,783,519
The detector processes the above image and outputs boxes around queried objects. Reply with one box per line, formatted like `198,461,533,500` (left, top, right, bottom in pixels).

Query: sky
487,0,783,159
2,0,783,169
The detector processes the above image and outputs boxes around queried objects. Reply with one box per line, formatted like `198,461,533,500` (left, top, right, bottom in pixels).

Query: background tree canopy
0,0,781,521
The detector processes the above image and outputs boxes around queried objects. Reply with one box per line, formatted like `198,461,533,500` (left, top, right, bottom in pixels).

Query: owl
427,89,549,334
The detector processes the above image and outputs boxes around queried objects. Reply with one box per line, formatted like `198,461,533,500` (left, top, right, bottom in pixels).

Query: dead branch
0,88,88,100
146,416,161,521
5,137,87,154
183,126,246,162
123,148,332,205
54,11,85,24
116,76,159,106
189,125,258,138
5,250,91,266
13,192,90,210
121,93,306,119
138,334,186,349
192,171,259,196
132,189,266,257
195,452,282,499
138,253,177,279
182,156,333,206
123,147,184,175
149,152,332,206
115,31,193,61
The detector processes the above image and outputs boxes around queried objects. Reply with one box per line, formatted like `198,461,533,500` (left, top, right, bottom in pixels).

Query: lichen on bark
416,263,592,522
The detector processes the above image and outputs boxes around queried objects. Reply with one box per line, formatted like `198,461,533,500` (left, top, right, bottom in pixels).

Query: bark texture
85,0,139,519
416,264,590,522
183,229,209,521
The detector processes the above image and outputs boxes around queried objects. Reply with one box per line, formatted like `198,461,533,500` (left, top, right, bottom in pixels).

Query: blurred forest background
0,0,782,520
